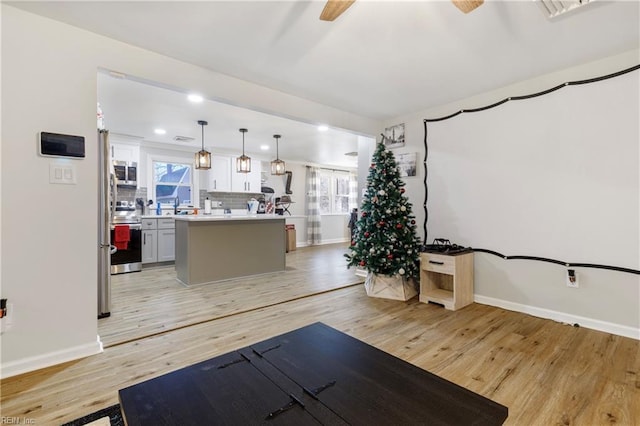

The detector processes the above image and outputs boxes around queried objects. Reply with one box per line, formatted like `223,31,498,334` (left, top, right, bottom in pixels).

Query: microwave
113,161,137,188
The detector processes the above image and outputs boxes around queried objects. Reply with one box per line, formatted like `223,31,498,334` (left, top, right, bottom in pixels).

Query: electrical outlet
566,269,579,288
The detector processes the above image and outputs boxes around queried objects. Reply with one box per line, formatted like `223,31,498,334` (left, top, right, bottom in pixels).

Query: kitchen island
174,215,286,285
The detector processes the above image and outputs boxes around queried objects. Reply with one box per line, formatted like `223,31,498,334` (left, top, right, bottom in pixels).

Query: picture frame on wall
397,152,417,177
384,123,405,148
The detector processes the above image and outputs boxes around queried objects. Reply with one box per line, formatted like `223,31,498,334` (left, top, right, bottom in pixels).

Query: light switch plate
50,162,76,185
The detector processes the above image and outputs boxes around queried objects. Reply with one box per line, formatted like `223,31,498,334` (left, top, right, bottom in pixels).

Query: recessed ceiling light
260,145,270,151
188,94,204,103
154,128,166,135
317,125,329,132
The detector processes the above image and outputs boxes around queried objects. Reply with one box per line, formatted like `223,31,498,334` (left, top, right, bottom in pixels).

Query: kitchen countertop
174,214,286,222
141,214,306,220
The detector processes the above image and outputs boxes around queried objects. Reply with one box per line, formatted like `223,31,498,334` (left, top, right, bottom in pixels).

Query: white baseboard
298,238,349,247
0,336,103,379
474,295,639,340
319,238,349,245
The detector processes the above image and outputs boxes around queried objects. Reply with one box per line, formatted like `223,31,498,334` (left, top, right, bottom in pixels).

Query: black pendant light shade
236,128,251,173
195,120,211,170
270,134,286,175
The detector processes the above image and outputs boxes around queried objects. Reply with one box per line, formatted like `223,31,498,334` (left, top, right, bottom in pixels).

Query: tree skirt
364,272,417,301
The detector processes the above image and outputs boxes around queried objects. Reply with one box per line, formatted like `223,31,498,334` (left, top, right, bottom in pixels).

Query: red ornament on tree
400,188,405,193
359,260,365,266
411,220,416,225
379,221,385,226
387,254,393,259
364,232,370,237
396,223,403,229
362,212,367,217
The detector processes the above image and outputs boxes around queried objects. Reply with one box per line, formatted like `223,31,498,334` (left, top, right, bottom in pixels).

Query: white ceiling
97,72,361,168
8,0,640,166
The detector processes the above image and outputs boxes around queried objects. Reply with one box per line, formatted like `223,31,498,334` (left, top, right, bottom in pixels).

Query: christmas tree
346,141,421,278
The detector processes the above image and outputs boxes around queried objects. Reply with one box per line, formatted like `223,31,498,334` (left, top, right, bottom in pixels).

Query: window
153,161,192,204
319,170,356,214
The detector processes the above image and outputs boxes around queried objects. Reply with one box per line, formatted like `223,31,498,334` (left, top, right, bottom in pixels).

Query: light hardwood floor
1,244,638,425
100,243,360,346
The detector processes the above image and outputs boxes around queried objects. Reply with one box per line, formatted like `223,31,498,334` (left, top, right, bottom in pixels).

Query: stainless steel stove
111,205,142,274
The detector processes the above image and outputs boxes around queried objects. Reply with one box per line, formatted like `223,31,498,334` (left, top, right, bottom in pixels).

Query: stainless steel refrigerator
98,129,114,318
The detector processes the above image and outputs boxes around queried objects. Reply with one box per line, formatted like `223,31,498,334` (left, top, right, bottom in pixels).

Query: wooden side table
419,251,474,310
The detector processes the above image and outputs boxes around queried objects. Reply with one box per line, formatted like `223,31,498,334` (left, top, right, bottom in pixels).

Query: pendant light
236,128,251,173
195,120,211,170
270,134,286,175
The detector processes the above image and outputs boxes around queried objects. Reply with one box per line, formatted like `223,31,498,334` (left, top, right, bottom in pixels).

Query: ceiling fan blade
320,0,356,21
451,0,484,14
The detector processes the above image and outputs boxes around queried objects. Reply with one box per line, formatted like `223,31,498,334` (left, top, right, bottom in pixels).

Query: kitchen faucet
174,196,179,215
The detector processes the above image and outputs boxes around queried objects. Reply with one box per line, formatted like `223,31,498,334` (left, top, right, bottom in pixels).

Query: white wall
0,5,377,377
385,50,640,338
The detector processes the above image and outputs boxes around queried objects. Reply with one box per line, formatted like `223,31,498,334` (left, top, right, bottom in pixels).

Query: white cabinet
207,156,261,193
141,219,158,264
207,156,232,192
157,218,176,262
142,229,157,263
111,142,139,164
141,218,175,264
232,161,262,193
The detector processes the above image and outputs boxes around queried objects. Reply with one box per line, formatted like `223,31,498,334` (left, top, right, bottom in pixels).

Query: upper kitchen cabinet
206,156,262,193
232,161,261,193
206,156,232,192
111,142,140,164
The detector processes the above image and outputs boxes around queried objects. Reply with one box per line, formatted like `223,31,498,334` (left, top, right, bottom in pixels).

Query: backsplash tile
118,187,265,211
117,187,147,204
199,190,264,210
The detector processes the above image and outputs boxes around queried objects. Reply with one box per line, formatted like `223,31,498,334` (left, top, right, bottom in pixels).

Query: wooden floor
100,243,360,346
1,244,638,425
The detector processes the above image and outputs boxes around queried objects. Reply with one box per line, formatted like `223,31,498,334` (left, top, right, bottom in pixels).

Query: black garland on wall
422,64,640,276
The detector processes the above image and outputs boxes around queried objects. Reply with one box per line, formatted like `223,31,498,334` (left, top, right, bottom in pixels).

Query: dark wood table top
119,322,508,425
